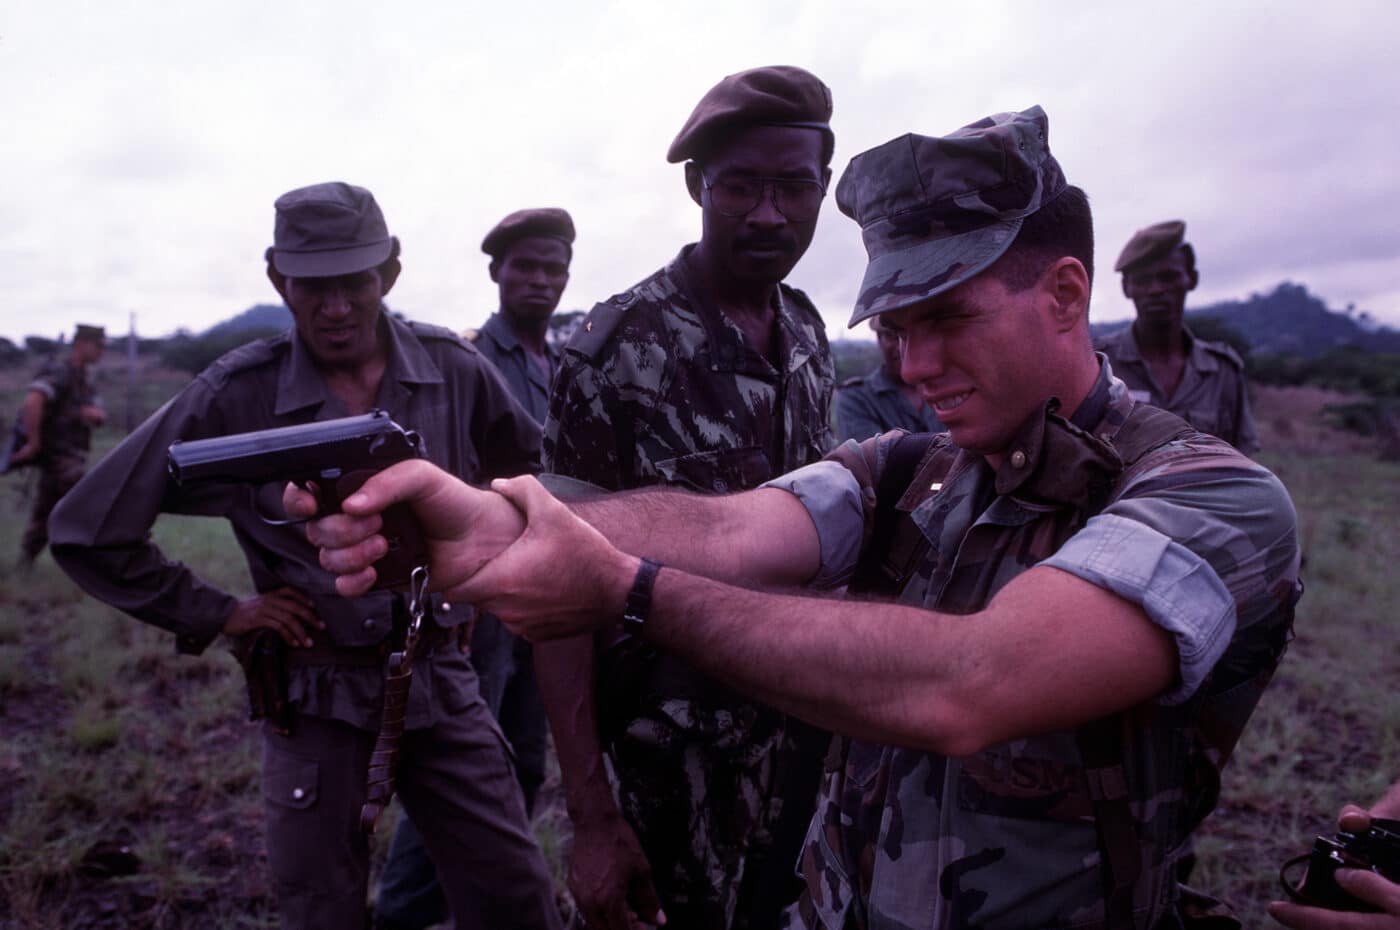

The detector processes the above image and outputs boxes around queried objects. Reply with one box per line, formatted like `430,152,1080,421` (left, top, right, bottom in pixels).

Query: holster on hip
235,629,292,736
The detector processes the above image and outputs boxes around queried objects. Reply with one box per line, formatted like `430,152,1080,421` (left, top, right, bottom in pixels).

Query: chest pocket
653,446,771,494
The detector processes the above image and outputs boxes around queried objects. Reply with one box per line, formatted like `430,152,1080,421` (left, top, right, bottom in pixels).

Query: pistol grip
334,469,429,591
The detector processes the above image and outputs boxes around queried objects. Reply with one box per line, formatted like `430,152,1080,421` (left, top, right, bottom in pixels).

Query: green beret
1114,220,1187,273
481,208,576,258
667,65,833,164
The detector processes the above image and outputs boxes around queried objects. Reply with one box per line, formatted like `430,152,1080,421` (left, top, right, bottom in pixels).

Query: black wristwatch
622,557,663,638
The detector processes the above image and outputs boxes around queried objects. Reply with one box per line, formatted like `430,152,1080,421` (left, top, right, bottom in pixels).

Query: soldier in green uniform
11,323,106,565
535,66,837,930
1096,220,1260,453
50,183,560,930
834,315,943,441
294,107,1301,929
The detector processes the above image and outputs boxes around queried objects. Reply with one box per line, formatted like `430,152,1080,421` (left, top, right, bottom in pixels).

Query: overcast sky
3,0,1398,345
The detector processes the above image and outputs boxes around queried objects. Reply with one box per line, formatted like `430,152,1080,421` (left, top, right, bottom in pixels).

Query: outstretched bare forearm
571,486,819,589
636,563,1175,756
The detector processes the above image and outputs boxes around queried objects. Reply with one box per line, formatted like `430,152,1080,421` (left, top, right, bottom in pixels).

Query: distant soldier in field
536,65,838,930
376,207,574,930
48,182,560,930
1096,220,1261,452
10,323,106,566
834,314,943,441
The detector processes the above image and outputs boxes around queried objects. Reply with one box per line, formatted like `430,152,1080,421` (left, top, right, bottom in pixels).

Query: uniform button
292,787,305,801
1010,450,1027,469
363,618,377,630
713,479,728,492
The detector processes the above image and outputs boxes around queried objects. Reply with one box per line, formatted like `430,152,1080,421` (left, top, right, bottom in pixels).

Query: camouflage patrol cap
667,65,833,164
836,105,1067,326
74,324,105,342
267,182,394,278
1114,220,1186,273
481,208,576,258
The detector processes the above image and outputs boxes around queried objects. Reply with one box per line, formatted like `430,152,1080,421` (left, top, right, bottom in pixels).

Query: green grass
1192,449,1400,919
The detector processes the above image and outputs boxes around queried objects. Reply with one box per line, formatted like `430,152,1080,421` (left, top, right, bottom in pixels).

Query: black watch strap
622,557,663,638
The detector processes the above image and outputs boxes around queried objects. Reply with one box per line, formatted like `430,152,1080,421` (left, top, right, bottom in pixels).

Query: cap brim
846,218,1022,327
272,239,393,278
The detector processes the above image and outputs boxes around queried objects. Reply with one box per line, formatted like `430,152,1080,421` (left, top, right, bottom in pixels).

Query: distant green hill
1092,282,1400,358
204,304,289,337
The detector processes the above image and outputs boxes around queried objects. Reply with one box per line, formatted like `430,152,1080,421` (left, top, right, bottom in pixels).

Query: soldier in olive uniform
834,315,943,441
1096,221,1260,453
50,183,560,930
293,106,1300,930
535,67,837,930
11,323,106,565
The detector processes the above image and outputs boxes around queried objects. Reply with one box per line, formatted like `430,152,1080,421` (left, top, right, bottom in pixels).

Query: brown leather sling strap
359,565,432,834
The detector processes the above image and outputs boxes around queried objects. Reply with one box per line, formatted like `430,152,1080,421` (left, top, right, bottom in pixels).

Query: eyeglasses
701,174,827,222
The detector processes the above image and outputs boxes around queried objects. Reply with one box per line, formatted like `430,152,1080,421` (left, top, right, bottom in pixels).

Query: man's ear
684,161,704,207
1120,275,1133,301
1186,267,1200,292
1041,257,1091,334
378,238,403,295
488,259,501,284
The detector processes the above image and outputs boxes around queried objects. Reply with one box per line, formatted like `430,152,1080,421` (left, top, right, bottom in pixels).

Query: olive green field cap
74,324,105,342
268,182,394,278
667,65,833,164
1115,220,1186,273
481,208,576,258
835,105,1066,326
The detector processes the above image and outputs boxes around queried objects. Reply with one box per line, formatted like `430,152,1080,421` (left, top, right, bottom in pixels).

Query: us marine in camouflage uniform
11,323,106,565
1096,221,1260,453
536,66,838,930
296,107,1302,930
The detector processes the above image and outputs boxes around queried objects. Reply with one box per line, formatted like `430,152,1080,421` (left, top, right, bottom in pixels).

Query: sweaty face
493,237,571,326
1122,248,1195,326
695,125,827,287
282,268,387,370
881,273,1058,459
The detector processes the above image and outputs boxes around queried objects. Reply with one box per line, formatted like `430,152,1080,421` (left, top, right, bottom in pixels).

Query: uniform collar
481,311,558,363
1115,322,1218,371
666,244,820,379
991,357,1127,511
274,311,444,417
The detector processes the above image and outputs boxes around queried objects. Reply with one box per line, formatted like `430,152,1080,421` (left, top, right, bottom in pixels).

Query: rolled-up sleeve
763,461,865,589
1040,512,1236,705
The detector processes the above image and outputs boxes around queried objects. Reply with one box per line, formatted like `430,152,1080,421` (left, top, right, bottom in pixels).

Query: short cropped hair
993,184,1095,293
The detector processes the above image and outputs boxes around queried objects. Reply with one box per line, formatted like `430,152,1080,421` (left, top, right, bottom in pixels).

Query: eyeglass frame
699,172,829,222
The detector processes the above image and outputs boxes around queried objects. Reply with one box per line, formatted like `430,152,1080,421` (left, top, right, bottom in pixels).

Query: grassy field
0,361,1397,928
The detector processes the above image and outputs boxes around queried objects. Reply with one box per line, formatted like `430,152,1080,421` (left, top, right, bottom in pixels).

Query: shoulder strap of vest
1077,402,1198,930
849,432,937,594
1110,404,1195,468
